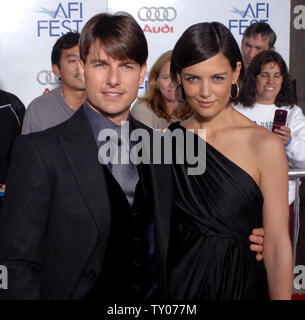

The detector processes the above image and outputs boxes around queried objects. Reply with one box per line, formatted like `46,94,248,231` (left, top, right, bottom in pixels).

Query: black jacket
0,89,25,184
0,107,173,299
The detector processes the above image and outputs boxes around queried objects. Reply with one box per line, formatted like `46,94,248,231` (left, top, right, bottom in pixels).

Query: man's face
52,45,85,91
81,41,146,125
241,35,272,68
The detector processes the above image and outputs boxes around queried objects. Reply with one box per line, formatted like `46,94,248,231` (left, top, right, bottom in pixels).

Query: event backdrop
0,0,291,107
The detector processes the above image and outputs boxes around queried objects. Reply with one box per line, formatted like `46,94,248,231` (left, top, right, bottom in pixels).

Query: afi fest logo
0,265,8,290
294,5,305,29
37,2,84,37
228,2,269,35
138,7,177,34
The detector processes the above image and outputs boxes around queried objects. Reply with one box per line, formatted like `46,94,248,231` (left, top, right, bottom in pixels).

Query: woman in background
167,22,292,299
235,50,305,241
131,50,192,129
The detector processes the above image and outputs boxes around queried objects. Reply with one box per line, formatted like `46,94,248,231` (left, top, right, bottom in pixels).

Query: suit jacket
0,107,173,300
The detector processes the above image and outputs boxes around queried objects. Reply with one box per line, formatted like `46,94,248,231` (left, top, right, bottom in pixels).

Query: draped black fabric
168,122,268,300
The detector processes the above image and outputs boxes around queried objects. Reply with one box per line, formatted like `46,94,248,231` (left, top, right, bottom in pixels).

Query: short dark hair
239,50,296,108
242,22,276,48
51,32,80,67
79,12,148,66
171,21,244,104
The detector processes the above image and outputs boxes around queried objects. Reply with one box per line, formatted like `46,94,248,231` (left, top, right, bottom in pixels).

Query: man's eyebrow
89,58,107,64
64,53,79,59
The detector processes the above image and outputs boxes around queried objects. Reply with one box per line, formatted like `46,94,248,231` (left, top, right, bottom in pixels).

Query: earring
230,82,240,100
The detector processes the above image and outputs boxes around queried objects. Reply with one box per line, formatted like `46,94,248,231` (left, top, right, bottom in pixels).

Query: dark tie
109,126,139,206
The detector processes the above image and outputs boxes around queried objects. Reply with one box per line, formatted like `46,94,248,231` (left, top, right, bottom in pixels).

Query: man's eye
124,64,133,70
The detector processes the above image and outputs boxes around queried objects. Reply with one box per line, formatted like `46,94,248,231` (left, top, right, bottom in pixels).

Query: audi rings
138,7,177,22
37,70,60,85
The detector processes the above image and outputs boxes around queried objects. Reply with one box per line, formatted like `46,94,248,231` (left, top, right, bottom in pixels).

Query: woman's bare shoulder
246,125,285,167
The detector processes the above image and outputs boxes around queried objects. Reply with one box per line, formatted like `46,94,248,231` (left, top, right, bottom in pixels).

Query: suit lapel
131,116,173,297
59,108,112,245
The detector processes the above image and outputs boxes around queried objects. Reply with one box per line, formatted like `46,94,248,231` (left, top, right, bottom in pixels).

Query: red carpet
292,293,305,300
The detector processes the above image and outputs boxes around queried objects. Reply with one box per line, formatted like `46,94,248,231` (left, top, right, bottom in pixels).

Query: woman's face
255,62,283,105
179,52,241,120
156,61,177,103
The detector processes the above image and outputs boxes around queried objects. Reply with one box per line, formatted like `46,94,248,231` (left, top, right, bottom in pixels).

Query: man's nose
107,67,120,87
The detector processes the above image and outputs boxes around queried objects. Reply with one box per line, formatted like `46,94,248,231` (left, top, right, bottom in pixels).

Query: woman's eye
186,76,198,82
213,76,224,81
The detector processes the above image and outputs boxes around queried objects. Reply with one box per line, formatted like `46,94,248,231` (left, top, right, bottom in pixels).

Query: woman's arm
258,133,292,300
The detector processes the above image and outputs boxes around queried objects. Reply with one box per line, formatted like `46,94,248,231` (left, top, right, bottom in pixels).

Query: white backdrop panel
0,0,108,107
0,0,290,107
108,0,290,97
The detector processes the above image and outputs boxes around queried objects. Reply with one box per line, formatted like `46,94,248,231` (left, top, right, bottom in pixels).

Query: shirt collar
83,102,134,145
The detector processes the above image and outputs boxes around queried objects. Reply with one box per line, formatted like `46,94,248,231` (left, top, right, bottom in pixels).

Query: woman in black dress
167,22,292,300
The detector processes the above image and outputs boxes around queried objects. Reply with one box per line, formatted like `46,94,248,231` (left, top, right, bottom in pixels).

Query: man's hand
273,126,291,145
249,228,264,261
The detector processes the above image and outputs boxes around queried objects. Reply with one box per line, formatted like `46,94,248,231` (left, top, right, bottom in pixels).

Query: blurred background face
256,61,283,105
53,45,85,91
156,61,177,103
241,35,271,69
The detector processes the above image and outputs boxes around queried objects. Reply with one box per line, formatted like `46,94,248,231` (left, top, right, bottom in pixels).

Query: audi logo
138,7,177,22
37,70,60,85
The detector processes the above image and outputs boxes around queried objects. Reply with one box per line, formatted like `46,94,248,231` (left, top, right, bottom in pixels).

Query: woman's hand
249,228,264,261
273,126,291,145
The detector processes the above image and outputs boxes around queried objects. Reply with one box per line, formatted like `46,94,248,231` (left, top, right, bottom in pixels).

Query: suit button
132,211,141,217
134,259,141,267
132,285,140,291
133,235,142,242
89,270,98,279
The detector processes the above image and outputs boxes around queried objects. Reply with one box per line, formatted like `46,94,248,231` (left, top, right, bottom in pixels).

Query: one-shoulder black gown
168,122,268,300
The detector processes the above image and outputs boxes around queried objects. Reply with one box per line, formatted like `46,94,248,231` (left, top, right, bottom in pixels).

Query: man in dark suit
0,12,173,300
0,13,263,300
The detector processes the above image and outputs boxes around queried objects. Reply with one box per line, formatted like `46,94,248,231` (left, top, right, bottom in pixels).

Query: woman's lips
197,100,215,107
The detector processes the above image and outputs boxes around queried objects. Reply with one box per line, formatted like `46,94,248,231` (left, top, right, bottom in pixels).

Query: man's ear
177,73,181,85
138,63,147,86
271,46,275,51
52,64,62,80
78,59,85,77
